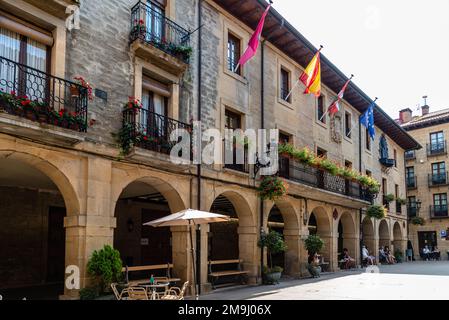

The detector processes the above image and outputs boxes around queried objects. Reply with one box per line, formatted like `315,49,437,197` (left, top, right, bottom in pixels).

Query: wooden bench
122,263,181,286
208,259,248,289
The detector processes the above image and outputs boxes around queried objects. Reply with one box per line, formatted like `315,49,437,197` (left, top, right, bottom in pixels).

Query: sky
272,0,449,119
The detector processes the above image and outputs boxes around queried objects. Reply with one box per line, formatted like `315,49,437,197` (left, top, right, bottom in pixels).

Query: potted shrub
366,204,387,219
410,216,425,226
85,245,123,297
257,176,287,201
304,234,324,256
258,230,287,284
394,249,403,263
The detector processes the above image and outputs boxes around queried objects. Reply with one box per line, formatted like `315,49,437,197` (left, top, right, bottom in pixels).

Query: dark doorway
46,206,66,284
267,205,285,270
141,209,172,265
337,220,344,259
418,231,437,253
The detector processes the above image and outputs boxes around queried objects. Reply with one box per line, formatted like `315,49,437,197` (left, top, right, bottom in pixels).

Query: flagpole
284,79,299,102
319,109,329,122
233,63,240,73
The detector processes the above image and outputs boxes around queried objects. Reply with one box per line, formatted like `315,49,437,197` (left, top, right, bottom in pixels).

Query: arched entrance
379,219,390,249
0,154,77,299
362,216,375,259
113,177,187,282
266,200,300,276
337,212,358,264
393,222,403,255
308,206,332,265
208,191,256,286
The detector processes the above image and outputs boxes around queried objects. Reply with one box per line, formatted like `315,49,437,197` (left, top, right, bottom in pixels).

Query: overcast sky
272,0,449,119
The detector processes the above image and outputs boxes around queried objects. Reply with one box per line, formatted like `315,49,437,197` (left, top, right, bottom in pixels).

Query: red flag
299,50,321,97
238,4,271,68
327,77,352,116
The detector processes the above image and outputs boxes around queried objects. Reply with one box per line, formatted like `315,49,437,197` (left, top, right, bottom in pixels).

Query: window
227,33,241,75
279,132,291,145
224,109,247,172
433,193,448,217
0,26,50,98
365,128,371,151
406,166,415,188
141,83,168,138
145,1,165,42
430,131,445,152
431,162,446,185
317,95,326,124
366,170,372,177
345,160,352,169
393,149,397,167
344,111,352,138
408,196,417,217
280,68,290,102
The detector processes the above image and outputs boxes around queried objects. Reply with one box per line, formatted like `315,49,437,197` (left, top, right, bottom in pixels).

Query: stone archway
308,206,332,267
379,219,390,249
393,221,405,256
337,212,358,265
113,175,188,285
265,199,301,277
362,216,376,259
0,151,80,299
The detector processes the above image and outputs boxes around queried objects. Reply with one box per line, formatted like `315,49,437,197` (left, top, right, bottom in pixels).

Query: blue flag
360,101,375,140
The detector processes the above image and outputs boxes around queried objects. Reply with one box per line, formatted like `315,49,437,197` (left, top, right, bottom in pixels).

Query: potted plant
73,76,93,101
258,230,287,284
396,197,407,205
410,216,425,225
304,234,324,256
394,249,403,263
384,193,395,203
85,245,123,296
257,176,287,201
366,204,387,219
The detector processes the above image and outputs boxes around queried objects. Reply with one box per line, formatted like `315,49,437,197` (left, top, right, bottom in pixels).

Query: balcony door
433,193,447,217
430,131,444,153
145,1,165,43
406,166,415,187
142,89,168,139
432,162,446,184
0,26,50,101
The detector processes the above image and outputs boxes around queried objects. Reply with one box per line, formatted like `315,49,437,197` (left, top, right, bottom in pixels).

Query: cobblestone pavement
199,261,449,300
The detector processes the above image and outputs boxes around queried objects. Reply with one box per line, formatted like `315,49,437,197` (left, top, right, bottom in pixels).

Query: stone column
199,224,211,293
171,225,192,293
342,233,359,265
238,225,259,284
283,228,301,278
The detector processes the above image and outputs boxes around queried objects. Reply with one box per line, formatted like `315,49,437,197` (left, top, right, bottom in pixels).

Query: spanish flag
299,49,322,97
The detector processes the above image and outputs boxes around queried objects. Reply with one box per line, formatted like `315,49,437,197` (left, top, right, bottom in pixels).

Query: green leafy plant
366,204,387,219
394,249,403,263
257,176,288,201
86,245,123,293
79,287,99,300
410,216,425,225
258,230,287,271
304,234,324,255
384,193,395,203
396,197,407,205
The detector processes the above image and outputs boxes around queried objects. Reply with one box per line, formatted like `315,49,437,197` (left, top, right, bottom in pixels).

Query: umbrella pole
189,220,199,300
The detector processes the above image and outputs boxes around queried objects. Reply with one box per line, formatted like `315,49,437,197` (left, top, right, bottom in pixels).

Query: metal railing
278,156,373,202
405,150,416,160
0,56,88,132
427,141,447,156
130,1,191,63
428,172,448,187
430,205,449,219
122,108,192,156
407,205,417,218
406,176,417,189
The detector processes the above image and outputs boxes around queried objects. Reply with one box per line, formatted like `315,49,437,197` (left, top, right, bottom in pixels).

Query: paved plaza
200,261,449,300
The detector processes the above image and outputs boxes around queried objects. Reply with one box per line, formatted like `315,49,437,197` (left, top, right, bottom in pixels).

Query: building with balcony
400,106,449,260
0,0,419,299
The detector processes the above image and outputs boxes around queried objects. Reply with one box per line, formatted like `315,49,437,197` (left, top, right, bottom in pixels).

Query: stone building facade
0,0,418,299
400,106,449,260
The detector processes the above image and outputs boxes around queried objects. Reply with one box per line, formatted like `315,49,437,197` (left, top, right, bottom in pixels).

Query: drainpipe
359,117,363,266
260,40,265,280
196,0,202,296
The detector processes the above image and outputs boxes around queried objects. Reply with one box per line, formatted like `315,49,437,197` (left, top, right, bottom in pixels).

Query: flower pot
69,123,80,131
38,113,48,123
264,272,282,284
70,86,80,97
25,110,36,121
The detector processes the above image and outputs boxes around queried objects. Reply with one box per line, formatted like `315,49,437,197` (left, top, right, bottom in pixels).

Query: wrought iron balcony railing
278,156,373,202
428,172,449,187
130,1,191,63
122,107,192,157
0,56,88,132
407,205,417,218
406,176,417,189
427,141,447,157
430,205,449,219
379,158,395,167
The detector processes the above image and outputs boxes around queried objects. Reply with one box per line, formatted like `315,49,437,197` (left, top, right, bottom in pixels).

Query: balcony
427,141,447,157
278,156,373,203
407,205,417,218
430,205,449,219
405,150,416,160
0,56,88,145
130,1,191,74
406,176,417,190
428,172,449,187
379,158,395,167
22,0,79,19
122,107,191,158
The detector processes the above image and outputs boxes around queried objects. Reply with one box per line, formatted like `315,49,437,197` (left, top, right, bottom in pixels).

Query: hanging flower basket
410,216,425,226
257,176,287,201
366,204,387,219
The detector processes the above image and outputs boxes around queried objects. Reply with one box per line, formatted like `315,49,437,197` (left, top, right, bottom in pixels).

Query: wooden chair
160,281,189,300
127,286,149,300
111,283,129,300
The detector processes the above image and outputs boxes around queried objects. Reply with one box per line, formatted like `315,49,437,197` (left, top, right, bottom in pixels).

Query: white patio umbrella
143,208,230,299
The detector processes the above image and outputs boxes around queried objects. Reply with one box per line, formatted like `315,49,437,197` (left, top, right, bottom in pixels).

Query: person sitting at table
341,248,356,269
431,246,441,260
384,246,396,264
422,246,431,261
362,245,376,265
307,253,321,278
379,247,388,264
